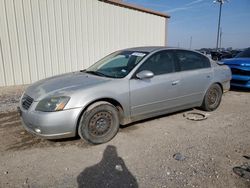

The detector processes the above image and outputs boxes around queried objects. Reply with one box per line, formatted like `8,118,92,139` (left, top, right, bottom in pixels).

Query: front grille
231,79,248,85
231,68,250,76
21,94,34,110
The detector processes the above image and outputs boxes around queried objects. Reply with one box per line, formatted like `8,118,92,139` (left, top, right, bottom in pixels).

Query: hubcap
208,88,218,106
89,111,112,136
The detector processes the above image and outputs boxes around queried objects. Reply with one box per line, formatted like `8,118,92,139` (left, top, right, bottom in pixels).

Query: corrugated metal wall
0,0,167,86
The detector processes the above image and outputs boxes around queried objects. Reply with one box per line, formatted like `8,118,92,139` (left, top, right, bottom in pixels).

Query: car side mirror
136,70,154,79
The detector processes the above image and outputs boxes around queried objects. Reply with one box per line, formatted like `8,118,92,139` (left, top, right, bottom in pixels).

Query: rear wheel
78,102,119,144
201,84,222,111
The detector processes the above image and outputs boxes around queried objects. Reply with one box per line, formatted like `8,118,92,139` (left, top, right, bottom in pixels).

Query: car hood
223,58,250,66
25,72,110,101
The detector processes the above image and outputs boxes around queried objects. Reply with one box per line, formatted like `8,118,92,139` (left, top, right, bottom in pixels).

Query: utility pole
219,27,222,49
214,0,227,51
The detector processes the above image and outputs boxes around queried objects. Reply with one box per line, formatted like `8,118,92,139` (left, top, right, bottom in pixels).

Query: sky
123,0,250,49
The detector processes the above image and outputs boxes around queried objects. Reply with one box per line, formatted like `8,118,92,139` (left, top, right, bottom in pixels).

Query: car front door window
137,51,176,76
129,50,181,117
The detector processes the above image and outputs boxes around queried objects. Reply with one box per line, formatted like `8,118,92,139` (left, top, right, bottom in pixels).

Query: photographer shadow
77,145,138,188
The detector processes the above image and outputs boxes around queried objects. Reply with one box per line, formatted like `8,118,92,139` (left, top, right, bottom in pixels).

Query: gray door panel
129,72,181,117
173,50,213,106
177,68,213,106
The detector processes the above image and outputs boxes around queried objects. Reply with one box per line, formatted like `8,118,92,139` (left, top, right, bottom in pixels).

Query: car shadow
77,145,138,188
120,108,193,130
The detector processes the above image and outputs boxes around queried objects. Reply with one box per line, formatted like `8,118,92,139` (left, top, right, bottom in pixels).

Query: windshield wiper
85,70,110,78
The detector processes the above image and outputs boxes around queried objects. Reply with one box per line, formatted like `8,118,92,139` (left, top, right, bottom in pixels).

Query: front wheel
201,84,222,111
78,102,120,144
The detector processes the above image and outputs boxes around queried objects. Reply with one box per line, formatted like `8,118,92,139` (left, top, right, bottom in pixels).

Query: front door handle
172,80,180,85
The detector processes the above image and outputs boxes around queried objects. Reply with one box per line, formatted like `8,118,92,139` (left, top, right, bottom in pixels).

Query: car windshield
85,51,149,78
235,48,250,58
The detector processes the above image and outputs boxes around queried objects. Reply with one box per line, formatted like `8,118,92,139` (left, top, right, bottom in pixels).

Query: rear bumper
19,106,82,139
222,80,231,92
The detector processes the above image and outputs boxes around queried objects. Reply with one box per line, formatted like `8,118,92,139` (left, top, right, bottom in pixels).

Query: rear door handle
172,80,180,85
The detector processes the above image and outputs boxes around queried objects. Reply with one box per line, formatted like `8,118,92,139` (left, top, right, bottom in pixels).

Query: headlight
36,96,70,112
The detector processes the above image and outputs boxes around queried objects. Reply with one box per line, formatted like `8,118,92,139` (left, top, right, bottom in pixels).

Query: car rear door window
175,50,210,71
137,51,176,75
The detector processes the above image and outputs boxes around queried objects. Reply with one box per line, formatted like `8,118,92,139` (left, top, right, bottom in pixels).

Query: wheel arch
200,82,223,111
214,82,223,92
76,98,126,135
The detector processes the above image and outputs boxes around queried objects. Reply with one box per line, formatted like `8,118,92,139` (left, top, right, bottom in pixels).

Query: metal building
0,0,170,86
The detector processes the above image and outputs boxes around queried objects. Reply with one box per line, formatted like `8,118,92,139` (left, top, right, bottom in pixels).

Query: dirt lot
0,87,249,188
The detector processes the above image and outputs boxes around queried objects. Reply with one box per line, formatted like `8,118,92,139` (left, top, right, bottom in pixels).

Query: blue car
223,48,250,89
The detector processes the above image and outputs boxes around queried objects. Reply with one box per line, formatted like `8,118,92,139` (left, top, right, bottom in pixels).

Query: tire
201,83,222,111
78,102,120,144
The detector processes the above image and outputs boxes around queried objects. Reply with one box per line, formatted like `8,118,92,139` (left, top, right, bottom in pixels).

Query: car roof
121,46,211,61
123,46,184,53
123,46,193,53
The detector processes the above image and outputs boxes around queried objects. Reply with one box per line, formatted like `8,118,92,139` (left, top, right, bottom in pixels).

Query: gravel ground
0,85,27,112
0,86,249,188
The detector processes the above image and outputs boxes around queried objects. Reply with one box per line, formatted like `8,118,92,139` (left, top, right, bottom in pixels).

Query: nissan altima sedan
19,47,231,144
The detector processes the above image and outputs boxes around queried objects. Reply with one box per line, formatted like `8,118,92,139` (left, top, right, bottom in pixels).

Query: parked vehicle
19,47,231,144
211,51,233,61
231,50,242,57
223,48,250,88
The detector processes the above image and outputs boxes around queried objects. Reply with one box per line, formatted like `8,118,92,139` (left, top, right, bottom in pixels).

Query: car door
129,50,182,118
174,50,213,106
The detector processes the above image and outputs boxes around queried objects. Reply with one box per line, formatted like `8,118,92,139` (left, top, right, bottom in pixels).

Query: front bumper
19,105,82,139
231,75,250,89
226,65,250,89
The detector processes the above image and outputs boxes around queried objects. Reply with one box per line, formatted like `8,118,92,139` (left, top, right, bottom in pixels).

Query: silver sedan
19,47,232,144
